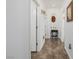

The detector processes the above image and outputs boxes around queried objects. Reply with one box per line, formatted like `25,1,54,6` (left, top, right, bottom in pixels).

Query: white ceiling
36,0,64,9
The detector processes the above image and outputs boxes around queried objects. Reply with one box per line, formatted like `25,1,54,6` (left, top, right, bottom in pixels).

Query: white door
30,1,37,51
37,7,45,51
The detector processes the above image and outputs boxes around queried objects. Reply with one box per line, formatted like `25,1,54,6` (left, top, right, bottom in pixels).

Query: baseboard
31,51,37,53
37,38,45,52
61,39,64,42
65,46,72,59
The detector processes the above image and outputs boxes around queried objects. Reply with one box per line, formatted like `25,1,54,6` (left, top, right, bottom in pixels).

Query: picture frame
67,1,73,22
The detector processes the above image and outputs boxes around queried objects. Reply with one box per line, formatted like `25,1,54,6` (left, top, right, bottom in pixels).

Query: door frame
36,7,38,52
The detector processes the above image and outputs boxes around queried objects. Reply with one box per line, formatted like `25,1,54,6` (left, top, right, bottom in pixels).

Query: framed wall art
51,16,56,23
67,1,73,22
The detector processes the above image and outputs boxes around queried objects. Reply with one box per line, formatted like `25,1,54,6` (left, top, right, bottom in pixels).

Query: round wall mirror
51,16,56,23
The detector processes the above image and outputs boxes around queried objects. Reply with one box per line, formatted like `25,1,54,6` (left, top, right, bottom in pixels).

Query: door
37,7,45,51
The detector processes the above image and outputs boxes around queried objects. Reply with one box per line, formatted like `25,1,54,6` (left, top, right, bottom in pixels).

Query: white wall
64,21,73,59
30,0,37,51
45,16,51,39
64,0,73,59
61,13,65,42
46,9,62,39
6,0,31,59
37,7,45,51
59,8,65,42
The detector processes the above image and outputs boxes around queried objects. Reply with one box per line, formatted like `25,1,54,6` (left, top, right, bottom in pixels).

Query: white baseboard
37,38,45,52
65,46,72,59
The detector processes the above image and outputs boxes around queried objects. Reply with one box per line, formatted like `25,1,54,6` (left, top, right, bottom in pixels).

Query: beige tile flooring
31,38,70,59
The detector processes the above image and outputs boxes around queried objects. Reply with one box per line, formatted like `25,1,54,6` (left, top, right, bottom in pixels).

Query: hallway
6,0,73,59
31,39,69,59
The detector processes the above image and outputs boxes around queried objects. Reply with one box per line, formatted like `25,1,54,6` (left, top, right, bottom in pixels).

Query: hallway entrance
30,0,73,59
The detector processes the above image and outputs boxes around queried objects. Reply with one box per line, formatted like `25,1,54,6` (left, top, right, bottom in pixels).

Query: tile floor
31,38,70,59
